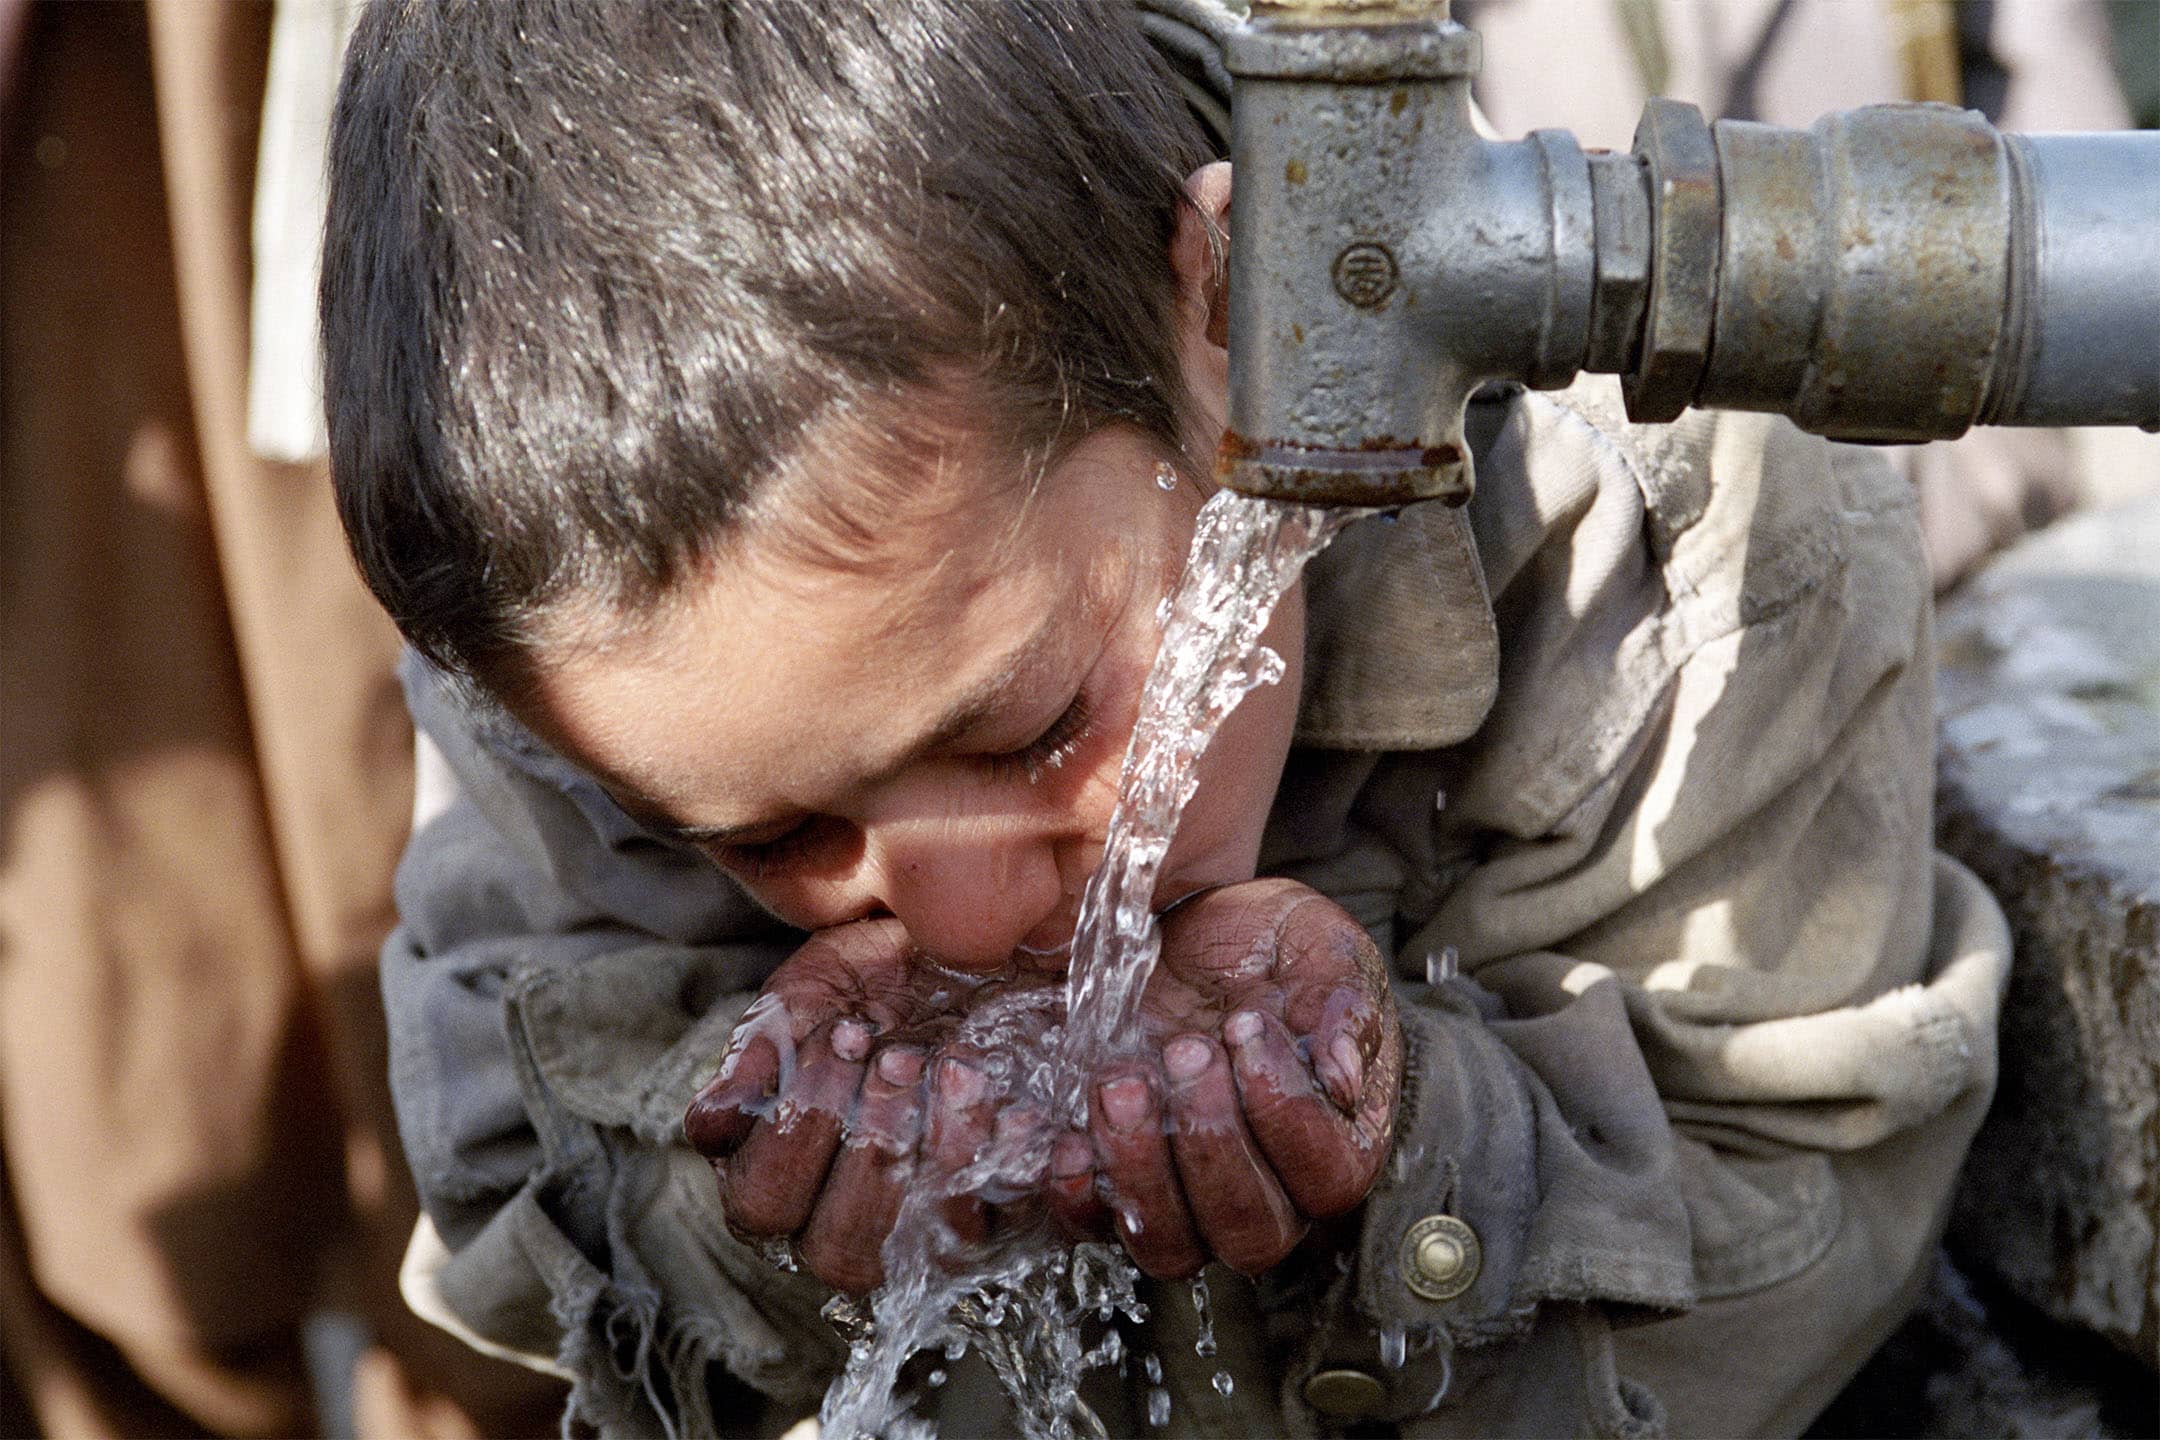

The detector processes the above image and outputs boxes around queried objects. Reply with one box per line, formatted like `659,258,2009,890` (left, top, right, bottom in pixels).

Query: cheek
719,868,850,934
1187,665,1298,847
1056,658,1149,832
1172,588,1304,870
1083,561,1307,880
707,823,872,930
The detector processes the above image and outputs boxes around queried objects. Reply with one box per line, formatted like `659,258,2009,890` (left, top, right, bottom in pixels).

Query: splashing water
1055,495,1358,1084
816,493,1358,1439
1145,1387,1172,1428
1379,1323,1408,1370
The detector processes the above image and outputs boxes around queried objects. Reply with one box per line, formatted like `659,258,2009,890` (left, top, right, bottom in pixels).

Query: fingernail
1224,1011,1263,1048
1326,1033,1365,1105
940,1059,989,1108
1099,1076,1151,1131
875,1047,924,1086
1051,1134,1094,1180
833,1019,873,1062
1164,1035,1213,1081
708,1044,744,1088
682,1094,723,1139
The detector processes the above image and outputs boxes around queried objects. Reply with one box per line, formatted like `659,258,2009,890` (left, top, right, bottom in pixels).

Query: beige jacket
389,377,2010,1437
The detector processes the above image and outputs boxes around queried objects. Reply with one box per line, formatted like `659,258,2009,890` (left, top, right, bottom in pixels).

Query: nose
860,818,1070,973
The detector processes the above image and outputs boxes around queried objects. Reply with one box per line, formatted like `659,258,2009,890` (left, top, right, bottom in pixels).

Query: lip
1017,896,1085,957
1014,935,1073,977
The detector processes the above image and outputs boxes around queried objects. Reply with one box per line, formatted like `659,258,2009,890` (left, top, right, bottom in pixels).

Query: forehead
513,425,1156,822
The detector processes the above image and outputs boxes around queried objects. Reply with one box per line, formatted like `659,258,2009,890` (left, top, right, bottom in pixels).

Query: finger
1046,1131,1110,1242
684,1030,782,1156
1226,1009,1386,1218
1090,1067,1205,1280
1312,985,1376,1111
1276,891,1386,986
799,1046,926,1293
830,1015,876,1063
1281,983,1381,1104
980,1102,1054,1235
684,990,811,1155
1352,1002,1405,1167
718,1020,866,1238
923,1054,998,1248
1162,1033,1305,1274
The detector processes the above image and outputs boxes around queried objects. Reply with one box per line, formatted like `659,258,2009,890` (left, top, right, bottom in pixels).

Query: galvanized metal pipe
1989,132,2160,427
1218,3,2160,508
1218,9,1492,505
1623,102,2160,440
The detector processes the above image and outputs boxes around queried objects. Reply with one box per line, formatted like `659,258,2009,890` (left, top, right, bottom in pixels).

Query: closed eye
703,818,823,879
979,692,1094,786
698,693,1095,878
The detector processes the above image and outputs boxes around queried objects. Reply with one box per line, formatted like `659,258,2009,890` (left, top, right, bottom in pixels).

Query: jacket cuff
1288,972,1694,1427
1357,980,1544,1341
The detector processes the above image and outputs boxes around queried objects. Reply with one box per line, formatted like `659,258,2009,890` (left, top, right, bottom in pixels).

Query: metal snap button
1402,1213,1481,1301
1302,1367,1388,1418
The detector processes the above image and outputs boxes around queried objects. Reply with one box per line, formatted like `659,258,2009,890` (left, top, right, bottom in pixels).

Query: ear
1170,161,1232,350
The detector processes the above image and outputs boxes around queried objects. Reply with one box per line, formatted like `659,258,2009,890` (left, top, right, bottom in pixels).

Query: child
323,1,2013,1435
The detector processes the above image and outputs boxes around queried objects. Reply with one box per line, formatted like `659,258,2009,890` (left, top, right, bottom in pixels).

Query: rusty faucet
1218,0,2160,507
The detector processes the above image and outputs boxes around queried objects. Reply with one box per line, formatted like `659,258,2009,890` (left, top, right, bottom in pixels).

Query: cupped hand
682,920,1035,1294
1046,878,1402,1279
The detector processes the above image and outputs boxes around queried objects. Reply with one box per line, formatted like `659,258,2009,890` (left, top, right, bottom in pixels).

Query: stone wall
1932,498,2160,1370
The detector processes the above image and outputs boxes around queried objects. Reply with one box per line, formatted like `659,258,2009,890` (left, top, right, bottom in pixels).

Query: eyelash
710,693,1096,876
980,691,1094,786
710,824,819,879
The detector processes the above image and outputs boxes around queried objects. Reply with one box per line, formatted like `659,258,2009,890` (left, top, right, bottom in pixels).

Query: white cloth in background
247,0,359,463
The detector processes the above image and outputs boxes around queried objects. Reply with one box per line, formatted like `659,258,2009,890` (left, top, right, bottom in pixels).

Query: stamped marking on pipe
1332,243,1398,308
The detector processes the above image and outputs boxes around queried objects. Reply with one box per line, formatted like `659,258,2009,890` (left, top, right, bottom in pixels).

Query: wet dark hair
321,0,1217,683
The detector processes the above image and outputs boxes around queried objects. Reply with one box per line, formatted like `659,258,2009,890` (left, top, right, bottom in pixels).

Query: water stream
816,491,1357,1439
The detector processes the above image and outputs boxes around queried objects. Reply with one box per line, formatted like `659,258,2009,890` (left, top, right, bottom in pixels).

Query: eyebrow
633,611,1066,846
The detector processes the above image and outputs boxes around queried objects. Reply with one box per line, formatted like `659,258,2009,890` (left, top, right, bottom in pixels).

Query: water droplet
1380,1324,1407,1369
1422,1348,1455,1409
1147,1387,1172,1428
1191,1276,1217,1358
1144,1353,1163,1385
1212,1370,1235,1397
1154,460,1180,491
1426,945,1460,985
1097,1330,1124,1367
1433,788,1447,813
927,1368,947,1388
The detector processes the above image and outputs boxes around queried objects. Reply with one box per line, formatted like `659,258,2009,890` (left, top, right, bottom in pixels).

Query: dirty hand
682,920,1049,1294
1046,878,1402,1279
